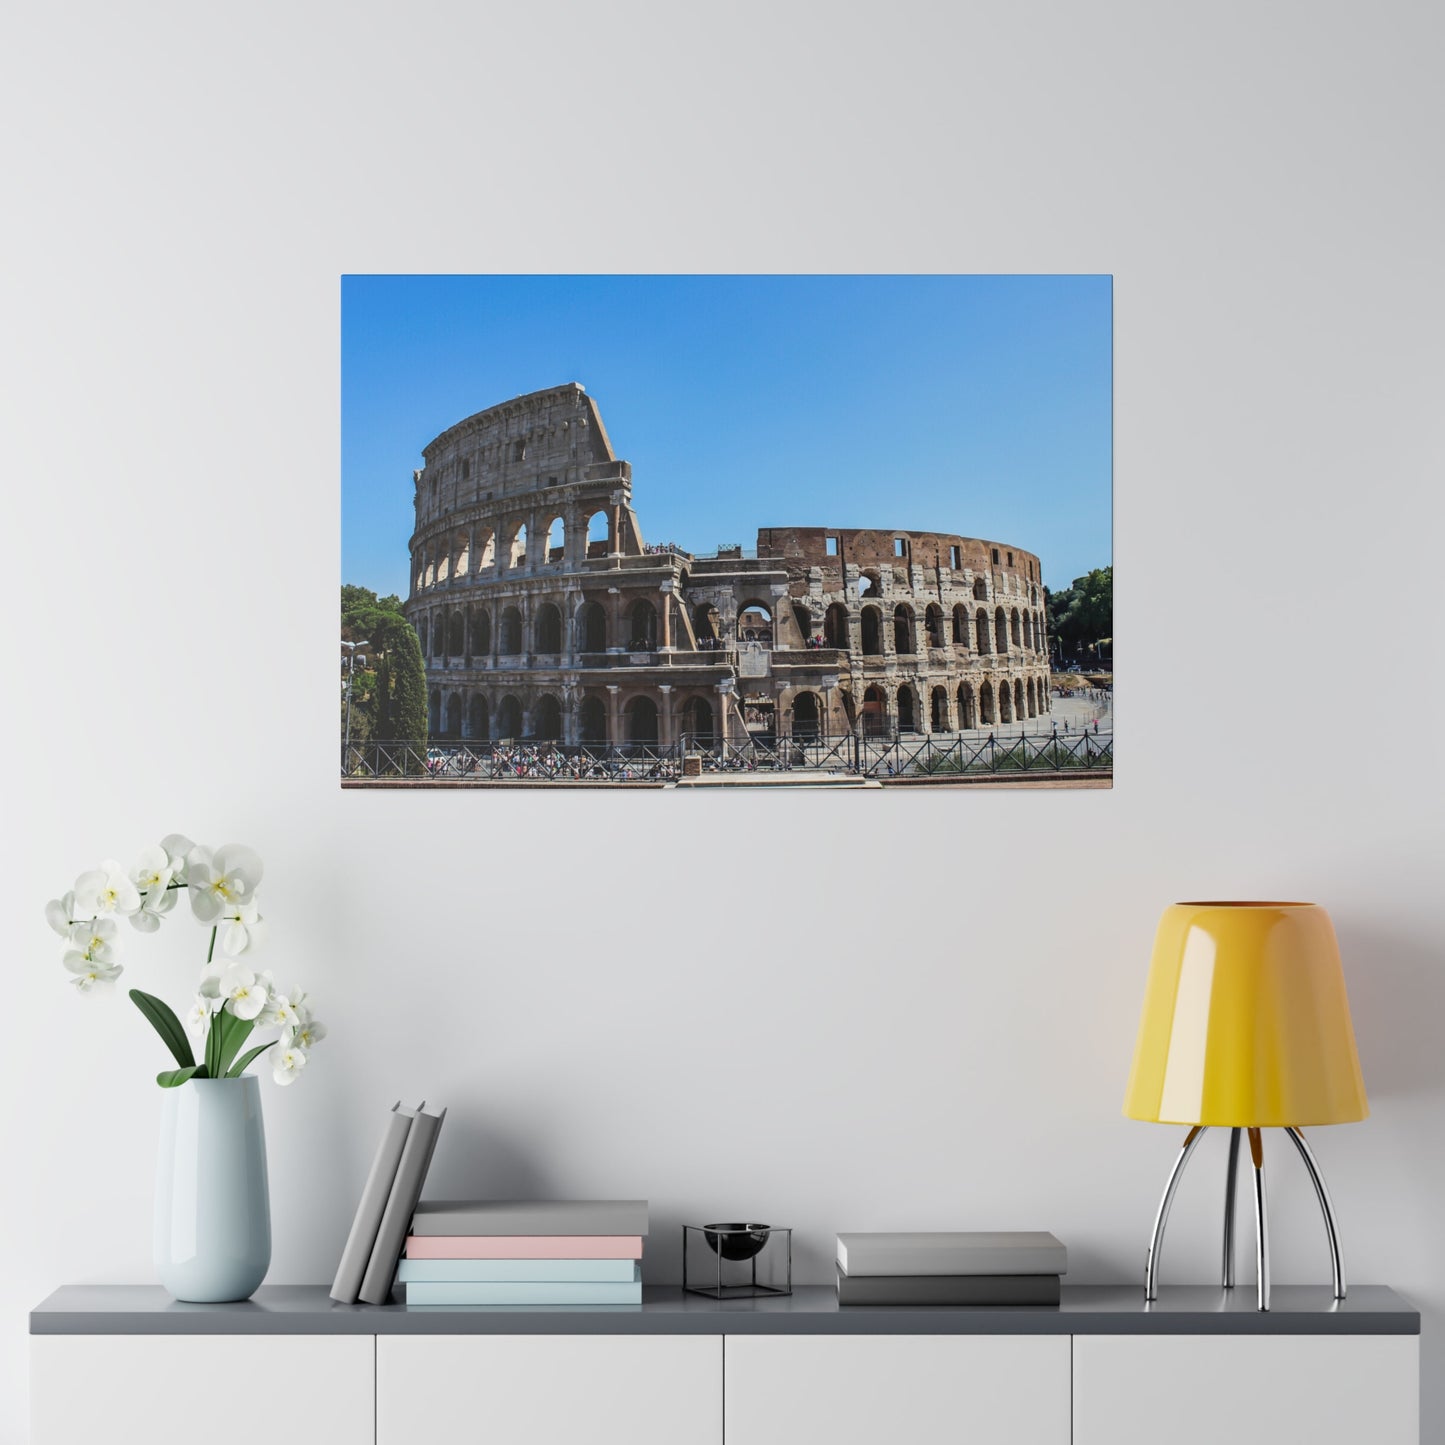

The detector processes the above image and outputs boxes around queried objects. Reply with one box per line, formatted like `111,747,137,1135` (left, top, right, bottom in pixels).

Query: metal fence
343,731,1112,783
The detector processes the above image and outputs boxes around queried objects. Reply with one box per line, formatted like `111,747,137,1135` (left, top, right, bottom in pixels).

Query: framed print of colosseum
341,275,1113,789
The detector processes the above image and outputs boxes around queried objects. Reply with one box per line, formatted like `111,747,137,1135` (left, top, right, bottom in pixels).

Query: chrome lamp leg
1285,1126,1346,1299
1222,1127,1241,1288
1145,1125,1207,1301
1249,1127,1270,1312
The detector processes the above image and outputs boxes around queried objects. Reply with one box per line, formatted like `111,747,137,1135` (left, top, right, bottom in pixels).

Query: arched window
957,682,976,730
507,523,528,569
454,530,470,577
824,602,849,648
792,691,821,739
931,685,950,731
579,600,607,653
792,603,813,647
897,684,917,732
1014,678,1025,720
980,680,995,725
533,694,563,740
893,604,916,654
496,695,523,739
543,517,565,563
629,598,658,649
499,606,522,656
975,608,991,654
469,608,491,656
428,688,441,734
534,603,563,654
681,695,715,744
995,606,1010,654
861,605,883,656
925,604,945,648
1026,677,1037,717
858,571,879,598
1000,682,1014,724
417,617,429,654
861,684,888,737
1011,609,1022,648
444,693,462,738
973,577,988,601
586,510,610,558
432,616,446,657
952,604,969,646
466,694,489,740
625,695,659,746
447,613,464,656
1023,611,1033,650
693,602,720,645
737,601,773,645
475,529,496,570
579,696,608,744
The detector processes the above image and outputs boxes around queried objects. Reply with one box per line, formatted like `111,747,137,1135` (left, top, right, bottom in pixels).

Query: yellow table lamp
1124,901,1367,1311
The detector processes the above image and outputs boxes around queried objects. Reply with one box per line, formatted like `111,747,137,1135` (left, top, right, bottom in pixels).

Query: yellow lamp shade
1123,902,1368,1127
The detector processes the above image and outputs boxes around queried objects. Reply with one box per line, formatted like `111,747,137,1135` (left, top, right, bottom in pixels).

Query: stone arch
431,615,445,657
1011,609,1022,649
925,603,945,648
534,602,563,654
428,687,441,734
861,684,889,737
447,612,464,657
824,602,849,648
952,603,969,646
499,606,523,655
466,693,489,740
579,694,608,744
693,602,721,644
444,692,462,738
975,608,991,654
507,521,528,569
995,606,1010,654
579,600,607,652
468,607,490,656
1022,610,1034,650
737,600,773,645
475,528,496,570
533,693,563,740
791,690,821,739
681,693,715,743
496,694,523,739
792,602,814,646
861,604,883,656
1014,678,1026,720
585,509,610,558
625,694,659,746
980,679,995,725
629,597,658,649
893,604,916,654
1026,676,1037,717
543,515,565,563
453,529,470,577
417,616,429,654
931,685,950,731
858,570,880,598
1000,682,1014,724
897,683,918,732
973,577,988,601
957,681,977,730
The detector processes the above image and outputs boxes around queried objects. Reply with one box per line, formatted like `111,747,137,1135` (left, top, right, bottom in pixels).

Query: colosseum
405,382,1051,750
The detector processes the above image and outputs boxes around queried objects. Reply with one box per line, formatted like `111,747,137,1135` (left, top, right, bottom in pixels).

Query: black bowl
702,1223,772,1262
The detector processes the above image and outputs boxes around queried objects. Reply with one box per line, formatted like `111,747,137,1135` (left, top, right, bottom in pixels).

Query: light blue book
397,1259,640,1284
404,1279,643,1306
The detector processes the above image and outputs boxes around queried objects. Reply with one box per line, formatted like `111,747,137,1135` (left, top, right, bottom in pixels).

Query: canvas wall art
341,275,1112,789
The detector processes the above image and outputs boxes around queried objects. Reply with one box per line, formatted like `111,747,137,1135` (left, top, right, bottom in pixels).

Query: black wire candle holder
683,1223,793,1299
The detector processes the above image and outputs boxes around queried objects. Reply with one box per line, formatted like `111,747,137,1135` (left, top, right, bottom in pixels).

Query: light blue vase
154,1076,271,1302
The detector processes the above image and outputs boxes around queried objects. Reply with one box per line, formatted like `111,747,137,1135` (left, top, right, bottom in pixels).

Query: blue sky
342,275,1111,599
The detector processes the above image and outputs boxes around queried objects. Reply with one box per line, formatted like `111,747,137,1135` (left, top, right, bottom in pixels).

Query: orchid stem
207,927,216,964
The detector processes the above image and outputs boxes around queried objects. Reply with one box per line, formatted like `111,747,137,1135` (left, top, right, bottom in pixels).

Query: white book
835,1231,1066,1277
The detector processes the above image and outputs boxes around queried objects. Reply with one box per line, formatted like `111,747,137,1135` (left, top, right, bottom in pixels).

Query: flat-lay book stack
399,1200,648,1305
834,1231,1066,1305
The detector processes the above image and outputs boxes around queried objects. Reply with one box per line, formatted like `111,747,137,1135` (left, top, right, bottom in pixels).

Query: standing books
330,1102,420,1304
357,1103,447,1305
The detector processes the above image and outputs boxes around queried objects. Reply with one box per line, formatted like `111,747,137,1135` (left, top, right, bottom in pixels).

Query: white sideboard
30,1284,1420,1445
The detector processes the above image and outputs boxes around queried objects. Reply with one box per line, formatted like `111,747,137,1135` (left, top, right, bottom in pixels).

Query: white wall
3,3,1442,1440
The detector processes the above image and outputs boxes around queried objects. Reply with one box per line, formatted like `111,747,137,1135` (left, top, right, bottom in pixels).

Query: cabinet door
32,1335,374,1445
1073,1334,1419,1445
377,1334,721,1445
724,1334,1071,1445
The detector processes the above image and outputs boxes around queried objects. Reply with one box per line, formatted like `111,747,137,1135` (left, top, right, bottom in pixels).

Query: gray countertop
31,1284,1419,1336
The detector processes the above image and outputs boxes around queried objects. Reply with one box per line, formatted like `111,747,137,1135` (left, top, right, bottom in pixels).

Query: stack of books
834,1230,1066,1305
398,1200,648,1305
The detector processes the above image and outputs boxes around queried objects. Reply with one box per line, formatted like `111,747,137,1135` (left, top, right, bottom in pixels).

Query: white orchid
160,834,196,882
215,963,269,1021
185,996,215,1036
258,983,299,1031
46,892,76,938
72,860,142,919
131,844,174,898
130,883,180,933
272,1045,307,1085
65,956,123,991
187,845,263,924
288,1016,327,1051
67,917,121,964
218,899,266,957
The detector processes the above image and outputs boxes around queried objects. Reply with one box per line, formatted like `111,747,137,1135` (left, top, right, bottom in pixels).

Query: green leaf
216,1011,256,1077
130,990,195,1071
157,1065,205,1088
227,1040,277,1078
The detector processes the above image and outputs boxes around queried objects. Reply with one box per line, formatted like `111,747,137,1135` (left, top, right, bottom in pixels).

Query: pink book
404,1235,644,1260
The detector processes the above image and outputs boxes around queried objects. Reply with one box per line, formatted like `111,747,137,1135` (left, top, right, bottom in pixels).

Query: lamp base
1143,1125,1345,1312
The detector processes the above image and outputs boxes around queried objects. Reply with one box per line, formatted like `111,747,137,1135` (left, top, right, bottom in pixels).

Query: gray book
836,1231,1066,1277
358,1105,447,1305
836,1267,1061,1306
330,1102,420,1304
410,1199,649,1237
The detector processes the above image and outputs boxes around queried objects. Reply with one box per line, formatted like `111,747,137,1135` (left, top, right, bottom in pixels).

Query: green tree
341,585,428,744
1047,566,1112,664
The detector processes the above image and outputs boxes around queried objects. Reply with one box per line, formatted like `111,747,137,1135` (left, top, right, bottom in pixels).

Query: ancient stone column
606,684,621,746
658,685,673,748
